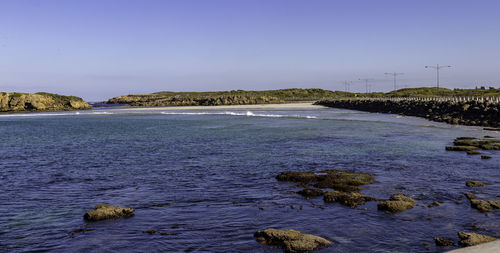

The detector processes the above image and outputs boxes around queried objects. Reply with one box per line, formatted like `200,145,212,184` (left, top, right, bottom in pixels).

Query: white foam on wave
160,111,318,119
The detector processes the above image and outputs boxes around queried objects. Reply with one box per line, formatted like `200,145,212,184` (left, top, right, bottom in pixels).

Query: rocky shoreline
315,97,500,128
106,94,284,106
0,92,91,112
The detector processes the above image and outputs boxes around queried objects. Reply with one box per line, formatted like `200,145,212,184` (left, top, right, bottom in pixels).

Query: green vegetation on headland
0,92,91,112
106,87,500,107
106,88,351,106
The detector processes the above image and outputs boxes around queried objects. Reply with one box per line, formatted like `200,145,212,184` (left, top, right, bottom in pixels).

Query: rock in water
457,232,497,247
469,199,500,212
377,194,415,213
254,228,331,253
466,181,487,187
297,188,324,198
84,204,135,221
323,190,375,208
434,237,454,246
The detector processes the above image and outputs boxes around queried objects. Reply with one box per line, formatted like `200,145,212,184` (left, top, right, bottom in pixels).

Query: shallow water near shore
0,106,499,252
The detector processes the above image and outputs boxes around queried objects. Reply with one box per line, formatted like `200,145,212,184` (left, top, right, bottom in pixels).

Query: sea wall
0,92,91,112
315,97,500,127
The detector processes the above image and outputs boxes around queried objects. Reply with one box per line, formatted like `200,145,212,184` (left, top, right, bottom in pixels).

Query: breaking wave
160,111,318,119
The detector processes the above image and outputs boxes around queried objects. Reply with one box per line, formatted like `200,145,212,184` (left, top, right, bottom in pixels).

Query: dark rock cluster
315,99,500,127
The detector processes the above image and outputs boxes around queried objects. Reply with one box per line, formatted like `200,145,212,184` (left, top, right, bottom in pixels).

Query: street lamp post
384,72,404,91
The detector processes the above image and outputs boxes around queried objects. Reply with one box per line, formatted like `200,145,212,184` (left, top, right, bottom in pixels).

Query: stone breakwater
0,92,91,112
315,97,500,127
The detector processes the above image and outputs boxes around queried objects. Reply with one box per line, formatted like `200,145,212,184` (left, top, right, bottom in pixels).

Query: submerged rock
458,232,497,247
466,181,487,187
377,194,415,213
428,201,442,208
83,204,135,221
144,229,156,235
323,190,375,208
297,188,324,198
254,228,331,253
276,171,318,183
446,146,479,151
466,150,482,155
277,169,375,192
481,155,492,159
464,193,476,200
434,237,454,246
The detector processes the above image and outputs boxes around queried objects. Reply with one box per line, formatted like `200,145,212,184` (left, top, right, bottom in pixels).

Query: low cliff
105,88,347,106
107,94,284,106
0,92,91,112
315,98,500,127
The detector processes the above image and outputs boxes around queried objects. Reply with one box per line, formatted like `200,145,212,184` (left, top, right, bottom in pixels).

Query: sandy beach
112,102,324,111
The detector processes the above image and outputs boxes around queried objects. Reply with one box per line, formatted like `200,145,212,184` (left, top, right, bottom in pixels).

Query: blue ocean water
0,106,499,252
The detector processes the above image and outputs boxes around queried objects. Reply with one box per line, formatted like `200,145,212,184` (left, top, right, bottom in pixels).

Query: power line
359,78,374,94
384,72,404,91
343,81,353,92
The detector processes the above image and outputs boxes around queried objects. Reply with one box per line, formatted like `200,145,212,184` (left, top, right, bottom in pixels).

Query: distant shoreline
111,102,323,111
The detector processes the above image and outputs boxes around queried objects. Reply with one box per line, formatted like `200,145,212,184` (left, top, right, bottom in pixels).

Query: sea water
0,106,499,252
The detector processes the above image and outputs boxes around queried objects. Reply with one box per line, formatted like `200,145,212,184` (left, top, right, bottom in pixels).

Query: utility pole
343,81,353,92
425,64,451,89
359,78,374,94
384,72,404,91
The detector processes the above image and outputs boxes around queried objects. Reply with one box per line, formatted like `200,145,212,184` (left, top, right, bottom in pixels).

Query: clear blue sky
1,0,499,101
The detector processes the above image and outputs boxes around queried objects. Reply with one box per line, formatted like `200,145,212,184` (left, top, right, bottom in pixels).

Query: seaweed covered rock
323,191,375,208
470,199,500,212
434,237,454,246
276,169,375,192
297,188,324,198
428,201,442,208
254,228,332,253
446,146,479,151
446,137,500,154
457,232,497,247
276,172,317,184
466,181,487,187
377,194,415,213
464,193,476,200
84,204,135,221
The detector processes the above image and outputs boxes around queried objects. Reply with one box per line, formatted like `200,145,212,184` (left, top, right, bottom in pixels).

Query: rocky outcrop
470,199,500,212
466,181,487,187
83,204,135,221
434,237,454,246
315,98,500,127
276,169,377,208
106,94,284,106
445,137,500,158
254,228,332,252
377,194,415,213
457,232,497,247
0,92,91,112
464,192,500,212
323,190,375,208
